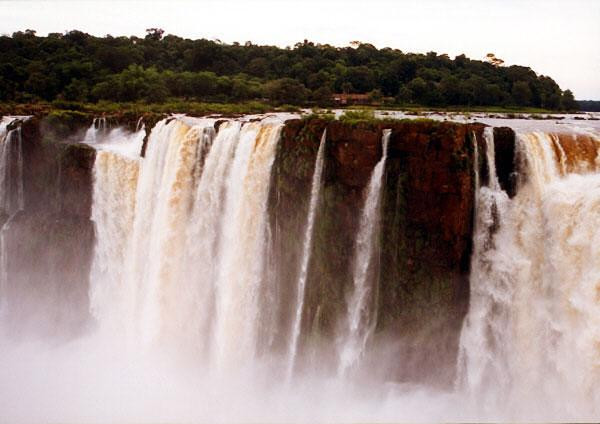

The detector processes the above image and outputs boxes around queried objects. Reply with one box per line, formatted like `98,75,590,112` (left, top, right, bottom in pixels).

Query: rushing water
84,117,109,144
2,114,600,422
0,117,25,316
90,118,285,369
212,122,282,371
458,128,600,420
0,117,24,216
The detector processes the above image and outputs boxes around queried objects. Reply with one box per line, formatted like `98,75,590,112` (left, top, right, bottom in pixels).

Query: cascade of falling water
89,125,146,324
0,118,14,313
456,127,511,409
503,131,600,417
287,129,327,380
0,122,24,216
212,122,282,371
84,117,109,144
132,119,214,346
90,116,283,364
459,128,600,419
90,151,141,321
182,120,241,358
337,129,391,376
0,118,25,313
90,120,213,342
455,131,479,387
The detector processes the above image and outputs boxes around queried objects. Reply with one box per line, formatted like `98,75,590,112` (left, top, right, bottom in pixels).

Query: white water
0,118,24,216
88,123,146,327
89,149,141,323
119,119,214,345
458,128,600,420
456,127,511,411
212,122,282,371
90,117,284,370
338,129,390,376
287,129,327,380
84,117,108,143
182,121,241,358
0,117,25,315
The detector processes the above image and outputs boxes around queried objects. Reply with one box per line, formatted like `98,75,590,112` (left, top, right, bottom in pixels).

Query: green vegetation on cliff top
0,29,579,111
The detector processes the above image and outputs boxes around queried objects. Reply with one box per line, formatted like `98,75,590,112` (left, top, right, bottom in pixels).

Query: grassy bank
0,100,582,120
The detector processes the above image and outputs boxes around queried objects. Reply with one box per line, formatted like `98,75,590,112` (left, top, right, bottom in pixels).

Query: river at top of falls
287,129,327,381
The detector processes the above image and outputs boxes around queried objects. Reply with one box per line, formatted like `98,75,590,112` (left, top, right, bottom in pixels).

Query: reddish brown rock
272,117,485,384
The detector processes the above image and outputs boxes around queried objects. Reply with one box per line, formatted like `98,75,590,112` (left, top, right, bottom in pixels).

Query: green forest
0,29,579,110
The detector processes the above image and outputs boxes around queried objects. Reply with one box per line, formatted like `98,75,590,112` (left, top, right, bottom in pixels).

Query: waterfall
181,121,241,358
90,117,283,365
212,122,282,371
0,119,24,216
84,117,108,144
7,110,600,422
0,118,25,313
458,128,600,419
122,119,214,345
88,123,146,325
338,129,391,376
90,150,141,322
287,129,327,380
456,127,511,409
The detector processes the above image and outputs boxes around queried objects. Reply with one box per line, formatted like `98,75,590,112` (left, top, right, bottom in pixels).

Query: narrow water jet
0,120,24,216
287,129,327,380
84,117,109,144
0,117,25,313
338,129,391,376
456,127,511,411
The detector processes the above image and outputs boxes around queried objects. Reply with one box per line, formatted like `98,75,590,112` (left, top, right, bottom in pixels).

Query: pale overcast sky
1,0,599,99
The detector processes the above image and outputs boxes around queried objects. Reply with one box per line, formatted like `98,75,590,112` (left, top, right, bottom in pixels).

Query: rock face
378,121,482,385
2,116,95,338
270,118,483,384
493,127,517,197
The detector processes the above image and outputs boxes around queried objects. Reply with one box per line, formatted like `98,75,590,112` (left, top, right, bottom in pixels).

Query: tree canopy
0,30,578,110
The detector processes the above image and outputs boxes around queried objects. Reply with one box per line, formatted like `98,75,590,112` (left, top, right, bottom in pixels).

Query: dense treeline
0,29,578,110
577,101,600,112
